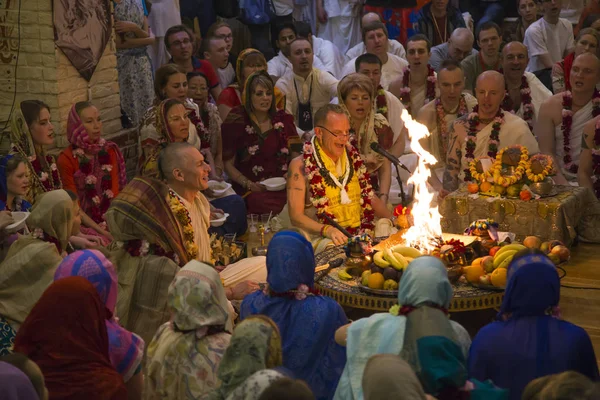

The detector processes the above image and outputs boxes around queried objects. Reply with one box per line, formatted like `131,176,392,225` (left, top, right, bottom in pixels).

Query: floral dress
114,0,154,127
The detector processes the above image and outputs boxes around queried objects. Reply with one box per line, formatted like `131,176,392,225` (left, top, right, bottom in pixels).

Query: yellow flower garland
468,159,492,183
168,190,200,261
526,154,554,183
489,146,529,187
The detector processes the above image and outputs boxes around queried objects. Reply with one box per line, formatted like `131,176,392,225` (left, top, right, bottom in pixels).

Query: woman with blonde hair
522,371,598,400
552,28,600,94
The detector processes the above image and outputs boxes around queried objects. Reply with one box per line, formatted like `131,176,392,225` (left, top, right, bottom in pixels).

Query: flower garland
526,154,554,183
591,118,600,198
28,153,61,192
245,119,289,176
502,75,534,132
267,283,320,300
168,189,199,261
561,90,600,174
399,64,436,114
189,109,211,149
376,85,388,119
303,137,375,236
32,227,63,254
436,95,468,158
73,147,114,226
489,145,529,187
468,159,492,183
120,239,181,266
463,106,504,182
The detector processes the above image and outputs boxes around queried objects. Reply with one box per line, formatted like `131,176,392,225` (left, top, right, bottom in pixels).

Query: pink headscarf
67,105,127,190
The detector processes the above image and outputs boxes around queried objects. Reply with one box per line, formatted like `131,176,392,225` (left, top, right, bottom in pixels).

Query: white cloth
177,191,212,263
276,67,339,134
267,51,327,81
340,54,408,89
217,63,236,88
318,0,361,54
273,0,294,16
219,256,267,287
147,0,180,37
517,72,552,127
312,36,347,78
524,17,574,72
384,90,406,145
346,40,407,60
554,99,593,180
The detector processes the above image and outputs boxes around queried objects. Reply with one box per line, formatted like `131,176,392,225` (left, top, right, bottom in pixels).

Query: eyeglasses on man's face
315,125,350,138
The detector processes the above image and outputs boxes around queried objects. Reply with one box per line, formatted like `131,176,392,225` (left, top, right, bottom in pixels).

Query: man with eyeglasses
501,42,552,133
429,28,476,73
283,104,393,250
165,25,222,101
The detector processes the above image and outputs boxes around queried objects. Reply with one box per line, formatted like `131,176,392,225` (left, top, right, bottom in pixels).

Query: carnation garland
27,153,61,193
244,117,289,178
526,154,554,183
502,75,534,132
168,189,199,261
188,109,211,150
73,147,114,227
463,106,504,182
376,85,388,119
591,118,600,198
489,145,529,187
436,94,468,159
561,90,600,174
303,137,375,236
399,64,436,115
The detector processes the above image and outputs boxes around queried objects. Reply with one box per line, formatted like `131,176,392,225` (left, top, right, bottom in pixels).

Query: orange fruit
480,181,492,192
463,264,485,284
491,268,507,288
467,183,479,194
519,190,532,201
368,272,385,289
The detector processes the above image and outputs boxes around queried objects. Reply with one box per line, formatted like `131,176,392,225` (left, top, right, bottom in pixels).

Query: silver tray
358,284,399,297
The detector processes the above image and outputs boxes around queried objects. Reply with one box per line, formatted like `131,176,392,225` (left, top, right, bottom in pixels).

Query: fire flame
400,109,443,253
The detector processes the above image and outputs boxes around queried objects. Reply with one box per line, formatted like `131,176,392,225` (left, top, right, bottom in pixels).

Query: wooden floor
558,243,600,369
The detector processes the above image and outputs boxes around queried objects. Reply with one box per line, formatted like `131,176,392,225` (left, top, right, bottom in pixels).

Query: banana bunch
492,243,527,270
373,246,423,271
338,270,353,281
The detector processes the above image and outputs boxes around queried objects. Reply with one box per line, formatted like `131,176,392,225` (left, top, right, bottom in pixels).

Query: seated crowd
3,1,600,399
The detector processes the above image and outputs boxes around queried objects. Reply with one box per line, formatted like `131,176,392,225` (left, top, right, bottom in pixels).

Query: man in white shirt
340,22,408,89
202,37,235,88
523,0,575,73
268,23,326,82
501,41,552,132
295,21,346,78
276,38,339,135
317,0,362,54
346,12,407,60
429,27,476,72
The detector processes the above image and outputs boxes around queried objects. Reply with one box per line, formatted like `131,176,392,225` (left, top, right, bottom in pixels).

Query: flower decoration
393,204,411,216
188,107,212,149
248,145,259,156
376,85,388,119
399,65,436,115
32,227,62,254
561,90,600,174
436,95,468,159
120,239,181,266
245,125,255,135
72,148,114,225
463,106,504,182
252,165,264,175
591,118,600,199
526,154,554,183
268,283,319,300
502,75,534,132
168,189,199,261
432,239,467,263
274,122,284,131
28,154,62,192
489,145,529,187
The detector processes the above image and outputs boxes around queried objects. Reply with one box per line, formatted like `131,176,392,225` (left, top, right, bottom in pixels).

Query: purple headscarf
0,361,39,400
54,249,144,382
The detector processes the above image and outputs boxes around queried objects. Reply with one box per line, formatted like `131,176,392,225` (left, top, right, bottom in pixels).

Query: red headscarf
14,277,127,400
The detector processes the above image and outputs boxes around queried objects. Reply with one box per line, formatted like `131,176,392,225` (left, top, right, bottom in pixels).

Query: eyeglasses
216,33,233,40
315,125,350,138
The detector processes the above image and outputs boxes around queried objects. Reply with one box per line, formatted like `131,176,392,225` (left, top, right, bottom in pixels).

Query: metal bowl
529,178,554,196
446,266,463,283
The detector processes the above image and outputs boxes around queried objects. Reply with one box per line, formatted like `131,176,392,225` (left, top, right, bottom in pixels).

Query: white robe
318,0,362,54
312,36,347,78
515,72,552,128
346,40,407,60
554,99,594,180
340,54,408,89
267,51,327,81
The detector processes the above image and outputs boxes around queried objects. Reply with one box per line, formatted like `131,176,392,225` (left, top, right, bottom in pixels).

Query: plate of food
208,180,232,196
210,212,229,227
260,177,286,191
5,211,29,233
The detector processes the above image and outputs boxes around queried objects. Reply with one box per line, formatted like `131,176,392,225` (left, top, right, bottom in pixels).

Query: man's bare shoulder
539,93,564,123
417,99,436,127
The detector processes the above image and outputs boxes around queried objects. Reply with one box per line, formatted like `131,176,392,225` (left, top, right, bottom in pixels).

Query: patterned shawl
145,260,233,399
54,250,145,383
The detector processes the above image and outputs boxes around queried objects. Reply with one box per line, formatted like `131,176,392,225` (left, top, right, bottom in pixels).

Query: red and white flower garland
303,136,375,235
376,85,388,119
463,106,504,182
245,118,289,176
435,94,468,159
28,153,61,192
560,90,600,174
399,65,436,115
73,147,114,227
502,75,534,132
591,118,600,198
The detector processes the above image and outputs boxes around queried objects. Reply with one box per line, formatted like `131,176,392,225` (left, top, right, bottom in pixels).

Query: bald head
450,27,474,44
475,71,505,119
502,42,529,80
476,70,505,91
159,142,196,182
361,12,381,27
447,28,474,62
502,41,527,57
571,52,600,92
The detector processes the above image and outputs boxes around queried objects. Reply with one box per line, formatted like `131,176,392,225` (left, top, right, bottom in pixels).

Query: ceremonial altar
439,186,597,246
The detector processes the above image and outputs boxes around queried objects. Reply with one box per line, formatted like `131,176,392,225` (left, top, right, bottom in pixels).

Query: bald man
429,28,476,72
346,12,407,60
442,71,539,194
501,41,552,132
536,53,600,184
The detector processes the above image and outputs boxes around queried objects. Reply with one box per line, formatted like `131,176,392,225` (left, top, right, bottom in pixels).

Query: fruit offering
368,245,424,290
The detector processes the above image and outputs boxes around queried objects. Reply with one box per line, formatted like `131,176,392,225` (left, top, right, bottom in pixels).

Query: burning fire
400,109,443,253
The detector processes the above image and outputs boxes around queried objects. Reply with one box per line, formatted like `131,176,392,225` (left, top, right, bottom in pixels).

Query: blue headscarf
469,253,599,399
241,231,348,400
398,256,453,309
0,155,31,211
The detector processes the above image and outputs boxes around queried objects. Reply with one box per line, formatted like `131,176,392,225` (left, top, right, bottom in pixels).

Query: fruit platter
466,145,556,199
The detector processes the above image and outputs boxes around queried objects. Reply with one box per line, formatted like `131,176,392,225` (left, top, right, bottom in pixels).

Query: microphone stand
394,163,407,206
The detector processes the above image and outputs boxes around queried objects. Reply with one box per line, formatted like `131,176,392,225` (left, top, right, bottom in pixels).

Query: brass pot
529,177,553,196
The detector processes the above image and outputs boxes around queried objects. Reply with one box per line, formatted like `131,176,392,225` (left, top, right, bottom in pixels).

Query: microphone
369,142,411,173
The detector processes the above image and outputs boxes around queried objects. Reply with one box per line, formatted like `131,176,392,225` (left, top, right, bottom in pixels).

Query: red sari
14,277,127,400
222,106,296,214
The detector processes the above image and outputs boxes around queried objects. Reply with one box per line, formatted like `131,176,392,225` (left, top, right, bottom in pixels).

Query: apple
479,274,492,285
548,240,564,252
547,253,561,265
523,236,542,249
482,256,495,273
540,242,551,254
489,246,502,257
550,245,570,262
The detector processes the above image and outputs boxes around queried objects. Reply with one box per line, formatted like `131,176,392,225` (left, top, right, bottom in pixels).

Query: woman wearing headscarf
217,48,286,122
57,102,127,237
14,277,128,400
222,71,298,215
0,189,81,355
337,73,400,201
145,260,233,399
0,361,42,400
333,256,474,400
241,231,347,400
362,354,432,400
468,250,599,400
211,315,283,400
54,250,144,397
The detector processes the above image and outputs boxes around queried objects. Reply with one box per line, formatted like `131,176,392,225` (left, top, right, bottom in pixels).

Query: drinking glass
261,214,271,232
248,213,258,233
